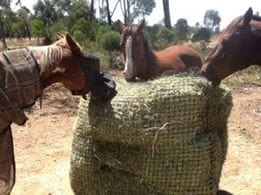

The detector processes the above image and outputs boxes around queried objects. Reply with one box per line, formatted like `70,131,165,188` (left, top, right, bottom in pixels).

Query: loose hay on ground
70,75,233,195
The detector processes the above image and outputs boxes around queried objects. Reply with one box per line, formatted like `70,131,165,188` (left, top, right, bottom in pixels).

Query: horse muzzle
198,70,220,86
90,73,117,102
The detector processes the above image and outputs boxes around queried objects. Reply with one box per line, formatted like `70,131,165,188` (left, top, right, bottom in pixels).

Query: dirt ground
10,82,260,195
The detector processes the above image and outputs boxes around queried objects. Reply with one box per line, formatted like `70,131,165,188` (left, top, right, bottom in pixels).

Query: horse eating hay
201,7,261,86
116,20,202,81
0,33,117,194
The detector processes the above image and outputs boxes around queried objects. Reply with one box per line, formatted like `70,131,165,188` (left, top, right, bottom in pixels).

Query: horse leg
0,127,16,195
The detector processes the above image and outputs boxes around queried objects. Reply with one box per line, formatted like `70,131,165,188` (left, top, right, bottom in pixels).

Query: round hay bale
70,75,233,195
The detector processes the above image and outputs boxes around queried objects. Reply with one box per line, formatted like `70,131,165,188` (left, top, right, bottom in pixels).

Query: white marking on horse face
123,36,134,80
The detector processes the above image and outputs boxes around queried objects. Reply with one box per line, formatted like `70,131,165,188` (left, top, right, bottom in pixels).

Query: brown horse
0,33,116,194
201,7,261,86
116,20,202,81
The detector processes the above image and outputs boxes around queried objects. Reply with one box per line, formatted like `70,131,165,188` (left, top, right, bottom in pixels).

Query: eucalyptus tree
162,0,171,29
119,0,155,25
0,0,11,48
15,0,31,39
203,9,221,33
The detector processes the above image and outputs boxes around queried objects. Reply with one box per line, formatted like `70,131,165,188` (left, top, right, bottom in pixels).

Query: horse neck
28,45,63,75
28,45,63,89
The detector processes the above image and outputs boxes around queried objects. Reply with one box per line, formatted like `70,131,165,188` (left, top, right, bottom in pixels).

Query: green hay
70,75,233,195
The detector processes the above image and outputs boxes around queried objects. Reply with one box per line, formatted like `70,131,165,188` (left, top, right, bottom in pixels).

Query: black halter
70,53,117,102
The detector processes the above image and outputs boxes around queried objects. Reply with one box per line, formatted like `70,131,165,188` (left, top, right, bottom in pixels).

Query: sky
12,0,261,30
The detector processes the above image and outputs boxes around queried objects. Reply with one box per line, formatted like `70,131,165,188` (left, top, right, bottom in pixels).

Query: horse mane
141,31,157,72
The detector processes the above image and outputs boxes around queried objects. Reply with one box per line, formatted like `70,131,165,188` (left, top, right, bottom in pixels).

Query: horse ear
243,7,253,26
116,20,125,32
137,19,146,32
65,33,82,55
56,32,65,40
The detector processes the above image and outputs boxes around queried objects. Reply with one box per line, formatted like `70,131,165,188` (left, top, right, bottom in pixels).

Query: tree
89,0,95,20
155,26,177,49
67,0,90,26
192,27,211,42
30,19,45,44
133,0,155,20
0,0,11,48
175,18,189,41
120,0,155,25
33,0,58,27
203,9,221,33
15,0,32,39
99,31,120,68
162,0,171,29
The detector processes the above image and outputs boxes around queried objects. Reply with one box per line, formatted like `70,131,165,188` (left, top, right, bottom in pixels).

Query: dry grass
223,65,261,88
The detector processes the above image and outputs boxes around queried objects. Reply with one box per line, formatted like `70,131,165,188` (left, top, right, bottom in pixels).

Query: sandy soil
10,83,260,195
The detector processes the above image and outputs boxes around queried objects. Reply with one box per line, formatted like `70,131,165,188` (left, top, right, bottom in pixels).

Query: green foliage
11,22,24,37
133,0,156,19
121,0,156,23
99,31,120,51
67,0,90,29
99,31,121,69
30,19,45,37
73,30,86,43
203,9,221,33
155,27,178,49
0,0,11,8
145,24,162,41
156,27,176,42
97,24,112,39
175,18,189,41
192,27,211,42
72,18,97,41
33,0,58,27
50,22,66,34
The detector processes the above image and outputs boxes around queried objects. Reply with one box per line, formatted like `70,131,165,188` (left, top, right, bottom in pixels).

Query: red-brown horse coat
116,20,202,81
201,7,261,85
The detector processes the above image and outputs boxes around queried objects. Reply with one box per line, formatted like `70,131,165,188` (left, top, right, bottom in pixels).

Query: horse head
201,7,261,86
43,33,117,101
116,20,149,81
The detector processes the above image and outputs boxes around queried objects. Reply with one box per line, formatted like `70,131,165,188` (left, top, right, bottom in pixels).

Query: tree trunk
90,0,95,20
105,0,111,25
16,0,32,40
0,11,8,49
162,0,171,29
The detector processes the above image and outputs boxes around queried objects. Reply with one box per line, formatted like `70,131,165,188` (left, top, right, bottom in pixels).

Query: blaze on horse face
116,20,146,81
54,33,117,101
201,7,261,86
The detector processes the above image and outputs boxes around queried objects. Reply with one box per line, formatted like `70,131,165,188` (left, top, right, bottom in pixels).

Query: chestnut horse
116,20,202,81
201,7,261,86
0,33,116,194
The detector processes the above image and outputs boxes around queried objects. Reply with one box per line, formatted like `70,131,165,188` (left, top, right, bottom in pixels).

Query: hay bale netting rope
70,75,233,195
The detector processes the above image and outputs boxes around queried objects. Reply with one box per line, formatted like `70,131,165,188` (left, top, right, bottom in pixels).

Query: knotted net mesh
70,75,233,195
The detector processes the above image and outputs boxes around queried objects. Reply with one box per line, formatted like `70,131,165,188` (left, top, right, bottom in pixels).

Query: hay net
70,75,232,195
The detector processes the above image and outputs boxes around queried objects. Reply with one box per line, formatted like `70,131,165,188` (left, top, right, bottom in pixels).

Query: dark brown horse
0,33,116,194
116,20,202,81
201,7,261,86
